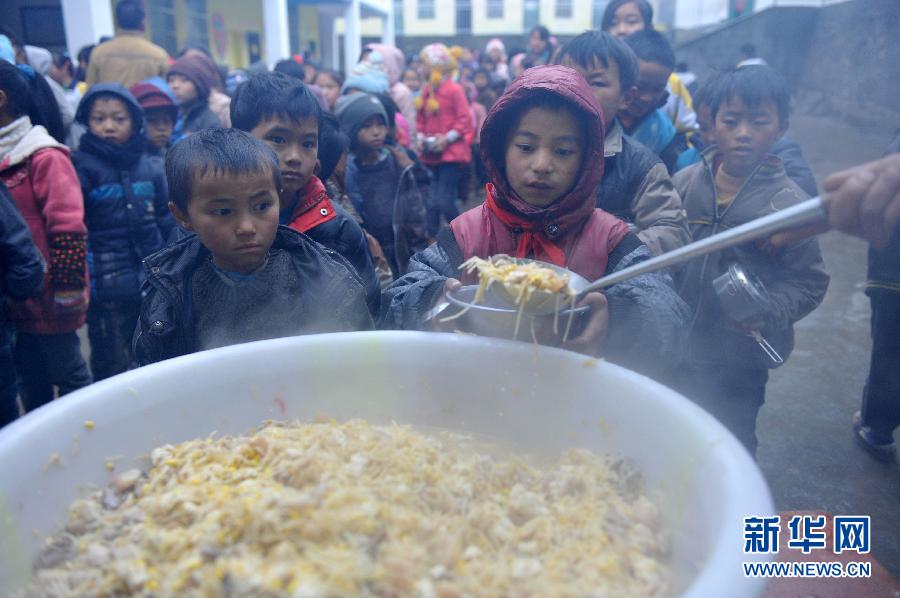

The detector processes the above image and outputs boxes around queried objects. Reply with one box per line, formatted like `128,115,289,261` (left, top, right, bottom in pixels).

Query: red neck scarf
286,176,337,233
484,184,566,266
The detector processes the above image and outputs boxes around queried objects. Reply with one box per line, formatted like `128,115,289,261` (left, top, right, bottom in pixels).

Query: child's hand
430,278,462,331
771,154,900,248
562,292,609,357
431,135,449,153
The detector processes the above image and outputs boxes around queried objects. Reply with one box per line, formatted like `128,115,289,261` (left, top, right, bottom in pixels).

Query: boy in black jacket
338,93,429,278
231,72,380,317
0,182,44,427
133,129,373,365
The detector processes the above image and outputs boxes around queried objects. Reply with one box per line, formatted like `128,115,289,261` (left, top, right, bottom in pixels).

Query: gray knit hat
335,93,388,144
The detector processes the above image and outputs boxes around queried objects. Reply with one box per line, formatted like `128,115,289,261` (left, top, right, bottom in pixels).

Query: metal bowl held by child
0,332,774,597
445,284,590,341
712,262,774,324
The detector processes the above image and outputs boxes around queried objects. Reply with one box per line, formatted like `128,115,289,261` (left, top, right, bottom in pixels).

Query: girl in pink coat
0,62,91,413
415,43,474,237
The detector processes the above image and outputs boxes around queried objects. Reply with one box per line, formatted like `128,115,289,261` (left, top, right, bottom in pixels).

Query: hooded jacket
0,116,88,334
72,84,174,303
133,226,374,366
415,77,473,165
382,66,690,377
673,147,830,370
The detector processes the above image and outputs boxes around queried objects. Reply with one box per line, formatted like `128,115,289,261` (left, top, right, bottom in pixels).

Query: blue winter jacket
72,84,175,303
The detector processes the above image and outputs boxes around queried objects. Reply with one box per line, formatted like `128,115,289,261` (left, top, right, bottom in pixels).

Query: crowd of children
12,0,900,458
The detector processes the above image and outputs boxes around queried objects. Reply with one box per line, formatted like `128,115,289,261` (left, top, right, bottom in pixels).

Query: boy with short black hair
133,128,373,365
339,93,429,278
672,65,830,455
382,65,689,379
677,74,817,196
622,29,687,173
557,30,689,255
230,72,380,316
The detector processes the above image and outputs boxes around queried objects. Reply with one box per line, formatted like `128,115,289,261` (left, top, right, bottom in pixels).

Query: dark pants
13,331,92,413
87,300,141,382
859,291,900,438
0,343,18,428
426,163,462,237
674,363,769,456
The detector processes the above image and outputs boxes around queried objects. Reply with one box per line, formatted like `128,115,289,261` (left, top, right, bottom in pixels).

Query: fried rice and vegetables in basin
21,420,669,597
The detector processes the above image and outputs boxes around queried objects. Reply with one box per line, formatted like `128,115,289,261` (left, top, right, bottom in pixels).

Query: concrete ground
757,114,900,576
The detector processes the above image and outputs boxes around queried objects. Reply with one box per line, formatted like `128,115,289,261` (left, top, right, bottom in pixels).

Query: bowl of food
0,332,773,597
445,285,590,342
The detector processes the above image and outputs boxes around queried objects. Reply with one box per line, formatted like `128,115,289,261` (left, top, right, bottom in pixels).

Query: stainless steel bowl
445,284,590,341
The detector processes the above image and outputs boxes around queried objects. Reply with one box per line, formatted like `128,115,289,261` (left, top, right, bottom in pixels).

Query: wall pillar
382,1,396,47
60,0,114,60
343,0,361,74
263,0,291,66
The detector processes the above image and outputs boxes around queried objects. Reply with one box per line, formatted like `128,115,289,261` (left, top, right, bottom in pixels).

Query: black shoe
853,412,897,463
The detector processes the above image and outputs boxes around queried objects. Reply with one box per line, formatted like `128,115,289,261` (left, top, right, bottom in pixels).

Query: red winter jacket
0,124,88,334
416,78,473,165
451,65,629,281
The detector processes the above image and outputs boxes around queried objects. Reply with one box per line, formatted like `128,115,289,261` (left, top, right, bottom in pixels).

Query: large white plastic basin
0,332,773,596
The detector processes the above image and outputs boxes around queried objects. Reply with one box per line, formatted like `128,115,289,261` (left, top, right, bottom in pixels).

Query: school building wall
675,0,900,127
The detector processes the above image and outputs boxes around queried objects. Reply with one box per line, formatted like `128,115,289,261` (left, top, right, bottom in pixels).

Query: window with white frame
418,0,435,19
487,0,504,19
184,0,209,49
148,0,177,55
523,0,539,29
555,0,573,19
456,0,472,33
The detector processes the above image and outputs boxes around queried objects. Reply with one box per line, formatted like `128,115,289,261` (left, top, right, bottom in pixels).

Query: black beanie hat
335,93,388,145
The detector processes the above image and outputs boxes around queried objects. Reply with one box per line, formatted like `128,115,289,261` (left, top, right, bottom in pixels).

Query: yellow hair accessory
429,69,443,87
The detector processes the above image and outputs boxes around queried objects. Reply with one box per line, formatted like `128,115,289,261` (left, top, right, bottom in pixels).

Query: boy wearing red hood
382,65,689,376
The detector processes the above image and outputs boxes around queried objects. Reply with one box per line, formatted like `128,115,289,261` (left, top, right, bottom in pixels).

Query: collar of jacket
286,176,337,233
699,144,787,182
144,225,312,289
0,117,67,170
604,120,624,158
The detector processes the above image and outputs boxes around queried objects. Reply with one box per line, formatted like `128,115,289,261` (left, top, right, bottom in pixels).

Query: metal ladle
490,196,828,316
